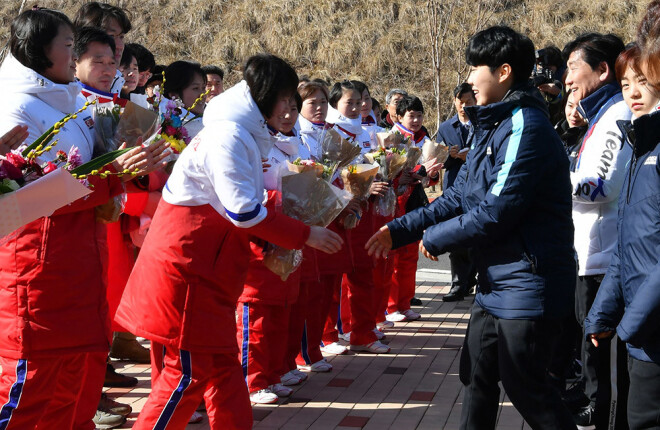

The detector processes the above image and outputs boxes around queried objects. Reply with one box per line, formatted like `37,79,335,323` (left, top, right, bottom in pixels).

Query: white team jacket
163,80,274,228
0,55,95,163
572,96,632,276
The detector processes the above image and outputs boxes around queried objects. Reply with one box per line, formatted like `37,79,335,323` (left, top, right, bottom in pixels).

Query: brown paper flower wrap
263,170,352,280
422,139,450,164
339,163,379,229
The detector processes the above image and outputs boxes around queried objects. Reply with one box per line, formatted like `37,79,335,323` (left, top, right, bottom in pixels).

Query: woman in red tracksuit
115,54,342,430
236,95,306,404
0,9,167,430
321,81,391,354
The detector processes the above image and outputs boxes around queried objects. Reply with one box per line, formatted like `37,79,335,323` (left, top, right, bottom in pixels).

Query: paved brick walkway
107,280,532,429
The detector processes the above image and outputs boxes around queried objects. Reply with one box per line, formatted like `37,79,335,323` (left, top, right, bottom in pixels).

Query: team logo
645,156,657,165
83,116,94,129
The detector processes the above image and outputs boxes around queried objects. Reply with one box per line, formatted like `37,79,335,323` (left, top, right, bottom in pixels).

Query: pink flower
164,125,177,136
43,162,57,174
67,147,82,169
6,152,27,169
0,159,23,180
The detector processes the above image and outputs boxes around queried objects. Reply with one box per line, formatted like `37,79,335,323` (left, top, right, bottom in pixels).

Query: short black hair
74,26,116,59
10,8,73,74
146,64,166,87
396,96,424,116
465,26,535,84
328,80,359,108
243,54,299,118
163,61,206,100
562,33,625,77
73,2,132,33
119,44,135,69
351,80,369,96
294,92,303,111
537,45,563,69
126,43,155,73
453,83,474,99
201,65,224,80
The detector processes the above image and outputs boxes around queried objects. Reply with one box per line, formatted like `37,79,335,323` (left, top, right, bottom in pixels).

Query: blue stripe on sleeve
491,107,524,197
225,204,262,223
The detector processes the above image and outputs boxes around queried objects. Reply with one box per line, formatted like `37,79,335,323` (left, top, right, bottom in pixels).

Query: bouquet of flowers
364,147,408,217
262,169,351,280
287,158,334,181
318,127,362,175
0,103,134,240
376,130,410,150
339,163,379,229
152,99,190,155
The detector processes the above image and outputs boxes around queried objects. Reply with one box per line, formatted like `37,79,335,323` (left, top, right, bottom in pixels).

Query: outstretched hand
365,225,392,259
113,137,171,181
306,226,344,254
419,241,438,261
0,125,29,156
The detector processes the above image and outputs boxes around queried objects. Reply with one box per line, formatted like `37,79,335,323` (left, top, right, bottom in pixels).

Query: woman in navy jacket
585,45,660,429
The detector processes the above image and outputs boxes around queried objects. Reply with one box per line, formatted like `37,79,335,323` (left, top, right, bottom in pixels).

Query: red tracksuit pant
296,276,337,366
323,270,377,346
0,352,105,430
373,255,395,323
388,241,420,314
135,346,251,430
236,302,290,392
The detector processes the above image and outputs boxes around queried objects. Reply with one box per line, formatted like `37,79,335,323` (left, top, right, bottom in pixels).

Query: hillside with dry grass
0,0,650,131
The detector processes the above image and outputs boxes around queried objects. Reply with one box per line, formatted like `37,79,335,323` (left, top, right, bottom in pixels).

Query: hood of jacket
0,54,81,114
464,82,549,128
578,82,621,123
326,106,363,137
203,80,272,158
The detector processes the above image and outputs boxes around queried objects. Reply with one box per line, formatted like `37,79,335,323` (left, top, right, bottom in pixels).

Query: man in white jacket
563,33,631,428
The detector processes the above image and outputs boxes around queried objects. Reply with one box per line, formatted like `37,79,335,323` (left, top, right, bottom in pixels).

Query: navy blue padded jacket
387,84,576,320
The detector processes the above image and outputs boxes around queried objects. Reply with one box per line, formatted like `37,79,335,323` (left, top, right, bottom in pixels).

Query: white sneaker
270,383,293,397
377,320,395,329
298,359,333,372
291,368,308,381
188,411,204,424
321,341,348,355
338,332,351,342
402,309,421,321
280,371,302,386
249,389,279,404
350,341,391,354
385,311,407,322
373,328,385,340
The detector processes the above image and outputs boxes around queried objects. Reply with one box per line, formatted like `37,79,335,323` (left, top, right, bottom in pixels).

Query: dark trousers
628,356,660,429
576,275,629,429
458,305,575,430
448,247,476,293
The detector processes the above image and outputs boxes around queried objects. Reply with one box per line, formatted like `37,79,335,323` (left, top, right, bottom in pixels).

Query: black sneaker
573,404,596,429
562,381,589,412
410,297,422,306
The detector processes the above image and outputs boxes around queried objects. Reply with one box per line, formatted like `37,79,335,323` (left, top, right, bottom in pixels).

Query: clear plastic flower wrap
339,163,379,229
94,101,159,157
375,186,397,217
262,170,352,280
364,148,408,218
422,138,450,164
